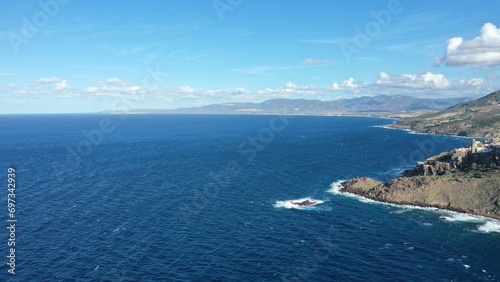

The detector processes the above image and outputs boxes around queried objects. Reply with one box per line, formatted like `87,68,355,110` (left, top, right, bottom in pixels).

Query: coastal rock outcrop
342,141,500,220
341,176,500,220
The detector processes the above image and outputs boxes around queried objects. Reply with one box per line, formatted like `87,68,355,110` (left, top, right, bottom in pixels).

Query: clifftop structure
406,138,500,177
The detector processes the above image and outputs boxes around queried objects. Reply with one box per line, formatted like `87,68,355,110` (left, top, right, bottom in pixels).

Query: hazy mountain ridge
122,95,468,116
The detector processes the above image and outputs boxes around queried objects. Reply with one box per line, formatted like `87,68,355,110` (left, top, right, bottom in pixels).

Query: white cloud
81,79,256,106
4,71,495,109
330,77,359,90
327,71,491,97
460,78,483,87
105,77,127,84
85,78,144,98
234,87,248,94
54,80,70,91
284,82,297,89
37,77,61,84
177,86,197,94
442,23,500,68
375,72,450,89
32,77,71,92
257,82,319,97
302,58,335,65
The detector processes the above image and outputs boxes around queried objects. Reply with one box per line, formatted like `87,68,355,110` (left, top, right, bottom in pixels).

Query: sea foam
328,180,500,233
439,213,485,222
477,221,500,233
327,180,380,204
274,197,324,210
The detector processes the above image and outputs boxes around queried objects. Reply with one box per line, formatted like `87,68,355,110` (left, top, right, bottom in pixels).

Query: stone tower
471,139,478,153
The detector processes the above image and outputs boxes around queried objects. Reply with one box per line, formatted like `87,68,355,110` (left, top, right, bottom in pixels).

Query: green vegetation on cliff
391,90,500,139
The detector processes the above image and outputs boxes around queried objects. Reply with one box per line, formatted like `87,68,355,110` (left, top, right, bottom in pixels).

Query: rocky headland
342,90,500,220
342,136,500,220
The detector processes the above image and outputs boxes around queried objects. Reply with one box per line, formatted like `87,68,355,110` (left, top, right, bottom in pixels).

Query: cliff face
341,145,500,220
404,143,500,177
341,176,500,220
342,91,500,220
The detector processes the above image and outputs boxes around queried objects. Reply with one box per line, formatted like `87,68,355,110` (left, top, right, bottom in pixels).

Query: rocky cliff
341,145,500,220
341,176,500,220
342,91,500,220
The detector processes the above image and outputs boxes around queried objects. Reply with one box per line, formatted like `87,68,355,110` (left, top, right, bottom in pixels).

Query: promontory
341,90,500,220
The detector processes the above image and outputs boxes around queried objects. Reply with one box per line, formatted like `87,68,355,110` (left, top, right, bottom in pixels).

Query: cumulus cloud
33,77,71,92
327,71,490,97
330,78,359,90
442,23,500,68
234,87,249,94
86,78,144,98
460,78,484,87
302,58,335,65
81,79,255,106
375,72,451,89
54,80,70,91
284,82,298,89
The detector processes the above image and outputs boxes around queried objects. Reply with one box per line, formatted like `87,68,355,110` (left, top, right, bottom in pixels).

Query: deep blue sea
0,114,499,281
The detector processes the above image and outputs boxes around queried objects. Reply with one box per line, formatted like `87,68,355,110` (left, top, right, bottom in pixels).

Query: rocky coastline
340,140,500,220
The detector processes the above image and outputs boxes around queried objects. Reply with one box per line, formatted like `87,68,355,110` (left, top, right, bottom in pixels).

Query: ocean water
0,114,499,281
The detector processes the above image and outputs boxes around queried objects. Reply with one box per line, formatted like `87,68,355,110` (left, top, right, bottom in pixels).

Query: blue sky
1,0,500,113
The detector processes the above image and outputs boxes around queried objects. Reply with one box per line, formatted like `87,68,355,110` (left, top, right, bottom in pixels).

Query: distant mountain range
122,95,470,117
392,90,500,138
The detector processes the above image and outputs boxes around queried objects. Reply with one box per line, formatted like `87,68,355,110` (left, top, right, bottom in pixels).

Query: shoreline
328,180,500,224
339,182,500,221
328,181,500,230
341,124,500,222
383,123,492,141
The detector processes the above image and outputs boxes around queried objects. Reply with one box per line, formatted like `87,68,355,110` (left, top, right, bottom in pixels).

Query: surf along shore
340,130,500,220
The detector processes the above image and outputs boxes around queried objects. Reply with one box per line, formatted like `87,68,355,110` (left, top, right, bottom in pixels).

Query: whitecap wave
274,197,324,210
477,221,500,233
327,180,381,203
438,211,500,233
439,213,485,222
326,180,345,195
328,180,500,233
